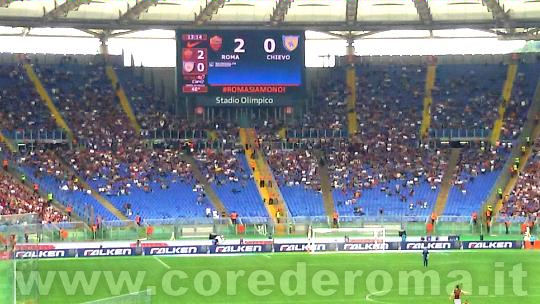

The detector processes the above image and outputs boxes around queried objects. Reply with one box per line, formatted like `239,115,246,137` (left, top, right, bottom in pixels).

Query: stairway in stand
0,131,16,153
239,128,289,230
420,61,437,139
432,148,461,216
53,152,128,221
105,66,141,134
490,61,518,145
483,78,540,218
180,153,227,216
314,150,335,218
23,63,74,139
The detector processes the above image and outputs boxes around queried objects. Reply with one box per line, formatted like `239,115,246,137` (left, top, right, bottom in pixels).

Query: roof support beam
271,0,293,25
0,0,14,8
77,28,100,37
345,0,358,25
498,28,540,40
119,0,159,23
482,0,512,31
44,0,92,20
412,0,433,26
194,0,226,25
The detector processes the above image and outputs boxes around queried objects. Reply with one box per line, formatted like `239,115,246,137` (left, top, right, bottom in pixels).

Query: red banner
0,251,10,260
524,241,540,250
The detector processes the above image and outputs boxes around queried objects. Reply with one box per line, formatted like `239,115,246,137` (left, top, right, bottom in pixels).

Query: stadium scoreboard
177,30,305,106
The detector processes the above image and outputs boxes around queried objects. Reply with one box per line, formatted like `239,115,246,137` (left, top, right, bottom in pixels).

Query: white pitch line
365,289,393,304
153,256,171,269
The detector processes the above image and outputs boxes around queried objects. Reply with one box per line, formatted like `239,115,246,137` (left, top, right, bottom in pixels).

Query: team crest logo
282,35,299,52
209,35,223,52
183,61,194,73
182,48,193,61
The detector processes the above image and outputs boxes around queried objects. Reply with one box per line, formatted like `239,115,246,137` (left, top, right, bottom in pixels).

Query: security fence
1,214,537,244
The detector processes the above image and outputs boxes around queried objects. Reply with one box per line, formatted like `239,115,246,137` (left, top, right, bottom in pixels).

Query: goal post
308,227,386,253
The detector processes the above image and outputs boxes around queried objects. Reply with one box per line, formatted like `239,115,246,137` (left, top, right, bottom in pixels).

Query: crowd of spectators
500,70,536,140
430,65,505,131
0,64,56,132
0,168,65,223
326,141,447,193
501,137,539,217
1,57,538,222
19,148,83,193
36,63,136,149
303,76,348,131
315,65,447,208
266,149,321,191
452,144,509,193
62,147,197,196
114,67,178,133
196,149,249,187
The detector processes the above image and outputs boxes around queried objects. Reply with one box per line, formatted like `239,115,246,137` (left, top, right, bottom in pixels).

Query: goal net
308,227,386,253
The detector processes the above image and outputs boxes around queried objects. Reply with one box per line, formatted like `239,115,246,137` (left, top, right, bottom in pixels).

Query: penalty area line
153,256,171,269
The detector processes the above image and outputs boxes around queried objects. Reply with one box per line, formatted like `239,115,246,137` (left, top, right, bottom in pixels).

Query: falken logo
467,242,514,249
83,249,132,257
343,243,388,251
406,242,452,250
279,244,326,252
149,247,199,255
215,245,262,253
16,250,65,259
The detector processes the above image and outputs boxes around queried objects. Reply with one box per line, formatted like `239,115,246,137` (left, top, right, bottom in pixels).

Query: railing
5,129,68,143
429,128,489,140
142,129,209,141
286,128,348,139
2,215,537,243
0,213,41,226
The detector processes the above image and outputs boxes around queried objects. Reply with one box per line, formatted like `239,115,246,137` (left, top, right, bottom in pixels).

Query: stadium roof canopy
0,0,539,39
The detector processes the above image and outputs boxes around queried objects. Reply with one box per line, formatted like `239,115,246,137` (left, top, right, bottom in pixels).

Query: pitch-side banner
402,241,460,250
77,248,135,257
339,242,400,252
462,241,523,250
144,246,207,256
15,249,75,259
274,243,337,252
210,244,272,254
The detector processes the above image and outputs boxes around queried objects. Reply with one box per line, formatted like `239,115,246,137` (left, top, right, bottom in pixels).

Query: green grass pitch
3,250,540,304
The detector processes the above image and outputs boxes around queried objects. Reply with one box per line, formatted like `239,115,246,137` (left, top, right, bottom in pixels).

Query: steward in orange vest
230,212,238,225
333,211,339,227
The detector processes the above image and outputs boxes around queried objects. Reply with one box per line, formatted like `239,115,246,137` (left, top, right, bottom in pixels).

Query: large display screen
177,30,305,104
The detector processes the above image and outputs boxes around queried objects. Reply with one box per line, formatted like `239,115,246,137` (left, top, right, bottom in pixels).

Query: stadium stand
0,160,64,223
35,61,135,148
501,136,540,217
500,63,540,140
0,64,56,135
266,149,325,217
0,55,538,225
431,64,506,133
195,149,269,218
444,145,510,216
